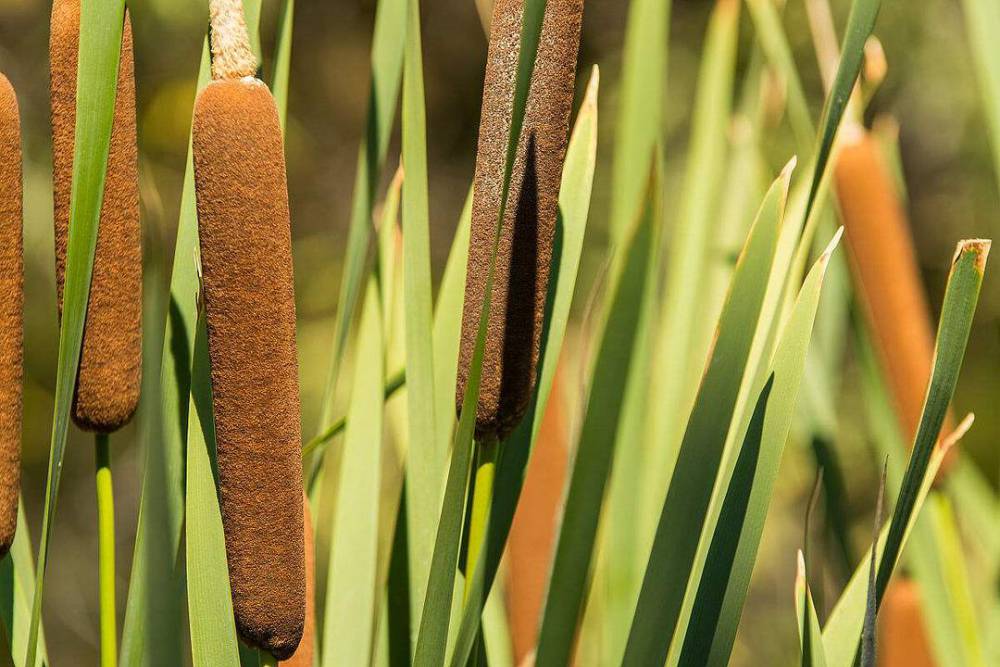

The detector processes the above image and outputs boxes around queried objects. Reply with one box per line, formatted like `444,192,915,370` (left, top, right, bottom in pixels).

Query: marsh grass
6,0,998,665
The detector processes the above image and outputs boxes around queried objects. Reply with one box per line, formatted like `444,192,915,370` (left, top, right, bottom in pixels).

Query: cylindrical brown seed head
50,0,142,433
280,493,315,667
0,73,23,556
834,125,955,465
192,77,305,660
456,0,584,441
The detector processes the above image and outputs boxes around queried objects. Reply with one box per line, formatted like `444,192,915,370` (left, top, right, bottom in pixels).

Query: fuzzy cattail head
456,0,584,441
0,73,23,556
50,0,142,433
834,124,954,457
192,0,305,659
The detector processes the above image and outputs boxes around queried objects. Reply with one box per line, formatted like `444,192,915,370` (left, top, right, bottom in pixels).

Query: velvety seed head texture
0,73,23,556
280,493,315,667
456,0,584,441
192,3,305,655
50,0,142,433
834,125,954,452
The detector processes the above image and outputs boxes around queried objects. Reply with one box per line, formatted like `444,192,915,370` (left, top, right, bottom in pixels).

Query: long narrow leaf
535,165,661,667
676,228,843,667
822,239,990,666
27,2,126,662
646,0,740,539
400,0,440,635
313,0,406,441
796,551,829,667
322,280,385,666
608,0,670,243
622,164,793,666
185,316,240,667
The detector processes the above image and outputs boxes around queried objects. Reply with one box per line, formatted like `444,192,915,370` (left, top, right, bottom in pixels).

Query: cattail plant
0,73,22,557
456,0,584,442
191,0,305,659
49,0,141,433
834,123,954,456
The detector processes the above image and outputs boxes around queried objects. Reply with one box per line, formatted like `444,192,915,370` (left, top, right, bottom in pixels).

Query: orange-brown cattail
280,493,315,667
878,578,934,667
192,0,304,658
834,123,954,459
456,0,584,441
0,73,23,556
507,359,569,662
50,0,141,433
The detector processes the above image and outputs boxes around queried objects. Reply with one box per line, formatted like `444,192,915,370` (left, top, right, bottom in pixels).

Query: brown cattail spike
834,123,954,460
457,0,584,441
0,73,23,556
193,1,304,658
50,0,142,433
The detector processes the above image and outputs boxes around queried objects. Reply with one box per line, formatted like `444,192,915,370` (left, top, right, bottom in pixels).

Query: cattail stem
208,0,257,81
464,437,499,602
259,651,278,667
95,433,116,667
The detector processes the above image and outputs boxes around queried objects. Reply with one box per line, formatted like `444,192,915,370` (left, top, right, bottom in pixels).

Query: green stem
95,433,116,667
464,437,499,602
259,650,278,667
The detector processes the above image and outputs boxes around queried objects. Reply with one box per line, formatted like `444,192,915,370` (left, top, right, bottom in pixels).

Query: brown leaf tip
954,239,991,274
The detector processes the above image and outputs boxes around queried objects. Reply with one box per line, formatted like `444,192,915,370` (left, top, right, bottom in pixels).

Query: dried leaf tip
209,0,257,81
941,412,975,453
952,238,991,274
582,65,600,109
796,549,806,582
820,226,845,265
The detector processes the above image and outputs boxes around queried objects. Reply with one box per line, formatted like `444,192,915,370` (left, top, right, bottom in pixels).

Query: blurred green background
0,0,997,662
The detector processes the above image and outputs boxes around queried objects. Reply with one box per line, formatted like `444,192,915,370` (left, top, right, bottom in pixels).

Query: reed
49,0,141,433
0,72,22,556
456,0,584,441
192,0,305,658
834,123,954,453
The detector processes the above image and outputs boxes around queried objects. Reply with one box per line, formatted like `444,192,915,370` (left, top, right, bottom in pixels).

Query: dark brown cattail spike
50,0,142,433
0,73,23,557
456,0,584,441
193,0,305,659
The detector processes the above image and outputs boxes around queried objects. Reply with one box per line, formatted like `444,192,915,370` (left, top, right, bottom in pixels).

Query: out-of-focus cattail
0,73,23,556
192,0,304,658
834,123,954,464
878,578,935,667
456,0,584,441
280,493,315,667
507,359,569,662
50,0,142,433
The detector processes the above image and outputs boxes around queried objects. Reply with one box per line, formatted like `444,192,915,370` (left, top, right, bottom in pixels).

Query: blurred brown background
0,0,997,662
